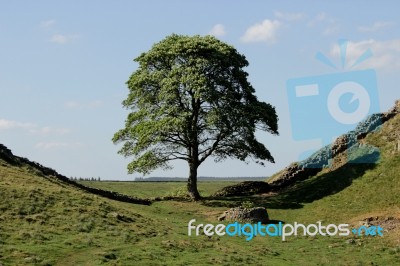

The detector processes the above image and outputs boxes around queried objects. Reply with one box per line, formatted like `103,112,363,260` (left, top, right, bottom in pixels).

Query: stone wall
0,144,151,205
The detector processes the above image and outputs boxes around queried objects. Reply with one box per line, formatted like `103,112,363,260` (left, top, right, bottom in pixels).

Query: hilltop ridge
268,99,400,188
0,144,151,205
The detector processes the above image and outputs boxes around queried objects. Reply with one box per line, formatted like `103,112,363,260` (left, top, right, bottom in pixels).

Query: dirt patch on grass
349,212,400,232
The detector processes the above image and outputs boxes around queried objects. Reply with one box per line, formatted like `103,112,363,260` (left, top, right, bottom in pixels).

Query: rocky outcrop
0,144,151,205
212,181,271,197
218,207,269,224
269,100,400,190
332,134,351,157
383,99,400,121
268,163,321,189
0,144,15,164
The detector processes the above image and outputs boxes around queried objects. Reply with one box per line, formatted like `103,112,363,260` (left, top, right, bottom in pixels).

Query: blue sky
1,1,399,180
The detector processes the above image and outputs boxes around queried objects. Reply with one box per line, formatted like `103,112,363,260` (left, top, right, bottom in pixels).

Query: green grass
0,114,399,265
78,180,237,198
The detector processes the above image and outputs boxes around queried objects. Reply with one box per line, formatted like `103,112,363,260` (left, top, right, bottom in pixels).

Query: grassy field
0,114,399,265
77,180,238,199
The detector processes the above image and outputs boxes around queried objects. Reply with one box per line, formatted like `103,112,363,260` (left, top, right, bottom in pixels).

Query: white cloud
274,11,305,21
40,19,56,28
209,24,226,37
241,19,281,43
0,119,35,130
308,12,339,36
30,126,71,135
358,21,394,32
41,20,78,44
330,39,400,70
0,118,70,136
35,142,83,150
65,101,80,109
50,34,68,44
49,34,78,44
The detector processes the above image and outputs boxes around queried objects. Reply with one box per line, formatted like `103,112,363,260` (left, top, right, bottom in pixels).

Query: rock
104,253,117,260
269,100,400,191
332,135,350,157
218,207,269,224
108,212,135,222
382,99,400,122
0,144,17,164
269,163,320,189
213,181,271,197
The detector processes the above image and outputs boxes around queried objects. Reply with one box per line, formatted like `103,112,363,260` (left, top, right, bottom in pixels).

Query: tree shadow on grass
201,195,304,209
202,151,379,210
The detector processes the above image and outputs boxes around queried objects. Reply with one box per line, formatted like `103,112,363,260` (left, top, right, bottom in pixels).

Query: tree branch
198,132,225,165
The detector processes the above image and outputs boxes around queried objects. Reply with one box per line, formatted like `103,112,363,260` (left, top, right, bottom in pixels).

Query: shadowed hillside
267,100,399,189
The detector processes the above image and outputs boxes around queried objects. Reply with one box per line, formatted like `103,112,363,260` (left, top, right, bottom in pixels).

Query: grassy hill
0,112,399,265
263,112,400,230
0,158,156,265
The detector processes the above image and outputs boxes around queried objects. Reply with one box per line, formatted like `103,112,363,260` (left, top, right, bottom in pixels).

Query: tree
113,34,278,200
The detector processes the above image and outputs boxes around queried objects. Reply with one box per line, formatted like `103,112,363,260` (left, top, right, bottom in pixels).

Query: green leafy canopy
113,34,279,175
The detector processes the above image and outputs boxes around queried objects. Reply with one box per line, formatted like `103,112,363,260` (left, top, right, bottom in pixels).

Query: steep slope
0,152,156,265
211,101,399,198
0,144,150,205
268,100,400,188
209,108,400,250
266,112,400,241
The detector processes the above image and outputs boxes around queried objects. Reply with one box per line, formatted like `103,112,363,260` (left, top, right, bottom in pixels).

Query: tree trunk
187,162,201,200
